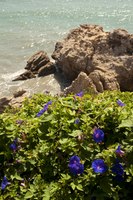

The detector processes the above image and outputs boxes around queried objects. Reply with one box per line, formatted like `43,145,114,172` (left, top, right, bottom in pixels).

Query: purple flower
74,118,80,124
115,145,125,157
76,91,83,97
111,161,124,176
69,155,80,164
10,142,17,151
1,176,9,190
117,99,125,107
92,159,108,174
69,162,84,175
93,129,104,143
10,138,18,151
69,156,84,175
36,101,52,117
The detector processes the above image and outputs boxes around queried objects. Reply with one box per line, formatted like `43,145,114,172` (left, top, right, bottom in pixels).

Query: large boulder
52,24,133,92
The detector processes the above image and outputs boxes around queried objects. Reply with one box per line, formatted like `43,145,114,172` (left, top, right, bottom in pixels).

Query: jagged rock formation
38,62,56,77
25,51,50,72
64,72,97,94
52,24,133,93
13,51,56,81
13,71,36,81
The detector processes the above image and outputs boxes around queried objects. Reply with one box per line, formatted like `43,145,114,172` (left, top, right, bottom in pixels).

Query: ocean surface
0,0,133,97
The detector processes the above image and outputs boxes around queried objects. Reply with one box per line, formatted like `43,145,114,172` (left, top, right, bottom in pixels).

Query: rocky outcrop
64,72,97,94
25,51,50,72
52,24,133,92
13,71,36,81
13,51,56,81
38,62,56,77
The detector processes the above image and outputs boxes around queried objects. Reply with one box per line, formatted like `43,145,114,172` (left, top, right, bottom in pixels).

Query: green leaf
59,138,69,144
42,189,50,200
119,118,133,128
24,191,33,199
70,182,76,190
42,114,54,122
10,173,23,181
6,124,16,131
69,130,82,137
76,184,83,191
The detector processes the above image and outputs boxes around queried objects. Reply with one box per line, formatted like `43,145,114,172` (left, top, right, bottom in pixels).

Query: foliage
0,91,133,200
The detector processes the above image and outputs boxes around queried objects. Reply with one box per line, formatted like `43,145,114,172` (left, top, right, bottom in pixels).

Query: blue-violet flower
93,129,104,143
10,138,18,151
92,159,108,174
74,118,80,124
10,143,17,151
36,101,52,117
117,99,125,107
76,91,83,97
69,155,80,164
69,156,84,175
69,162,84,175
115,145,125,157
1,176,9,190
111,161,124,176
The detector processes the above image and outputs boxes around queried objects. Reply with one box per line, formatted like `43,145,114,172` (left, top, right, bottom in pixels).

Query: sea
0,0,133,97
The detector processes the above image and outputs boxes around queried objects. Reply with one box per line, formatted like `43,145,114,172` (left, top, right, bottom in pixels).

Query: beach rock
0,97,11,113
12,51,56,81
12,70,36,81
64,72,97,94
13,89,26,98
52,24,133,92
25,50,50,72
9,93,28,108
0,90,30,113
38,62,56,77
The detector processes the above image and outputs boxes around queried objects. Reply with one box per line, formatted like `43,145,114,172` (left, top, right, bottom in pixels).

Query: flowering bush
0,91,133,200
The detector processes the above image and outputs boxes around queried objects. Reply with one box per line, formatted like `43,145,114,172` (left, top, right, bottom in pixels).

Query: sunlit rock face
52,24,133,92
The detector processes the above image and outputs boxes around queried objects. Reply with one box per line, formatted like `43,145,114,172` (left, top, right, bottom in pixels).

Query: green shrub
0,91,133,200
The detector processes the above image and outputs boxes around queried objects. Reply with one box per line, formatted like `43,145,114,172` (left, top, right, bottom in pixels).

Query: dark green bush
0,91,133,200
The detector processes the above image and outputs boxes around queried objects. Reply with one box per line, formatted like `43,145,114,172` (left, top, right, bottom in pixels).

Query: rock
13,71,36,81
12,51,55,82
52,24,133,92
0,97,11,114
64,72,97,94
38,62,56,77
0,90,30,114
13,89,27,98
25,51,50,72
9,94,28,108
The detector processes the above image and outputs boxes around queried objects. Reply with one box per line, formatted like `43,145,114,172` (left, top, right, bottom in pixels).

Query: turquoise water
0,0,133,96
